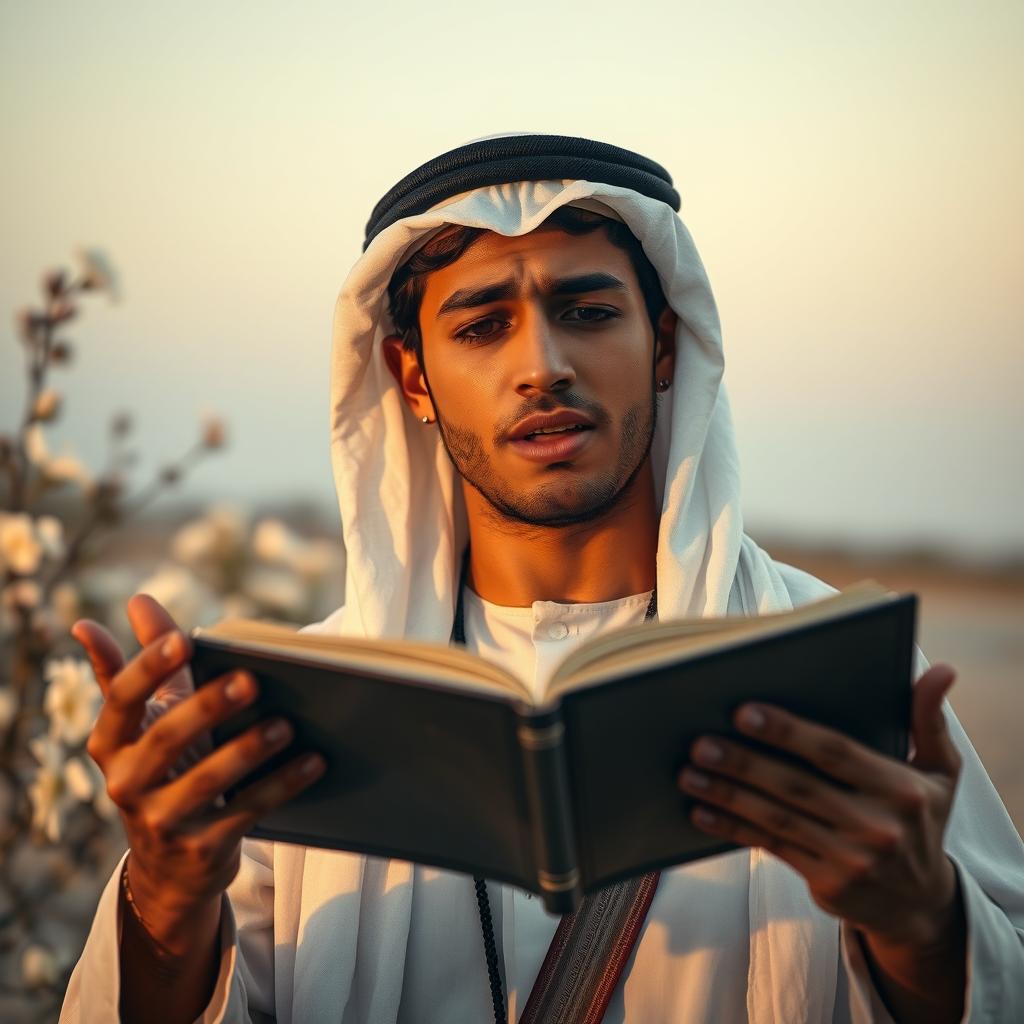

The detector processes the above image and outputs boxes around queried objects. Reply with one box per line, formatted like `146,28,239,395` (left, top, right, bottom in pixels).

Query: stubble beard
434,389,658,529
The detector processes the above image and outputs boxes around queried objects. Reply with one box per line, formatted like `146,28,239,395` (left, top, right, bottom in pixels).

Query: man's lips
508,410,595,441
507,424,595,463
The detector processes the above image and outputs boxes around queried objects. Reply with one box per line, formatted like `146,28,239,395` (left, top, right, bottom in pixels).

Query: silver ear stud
657,379,671,391
421,415,432,424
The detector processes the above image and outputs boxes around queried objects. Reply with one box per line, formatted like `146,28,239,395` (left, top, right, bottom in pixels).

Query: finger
70,619,124,699
910,664,959,776
205,752,326,848
126,592,181,648
679,766,899,870
91,630,192,756
145,713,293,826
688,803,822,878
129,670,261,793
728,704,907,796
685,736,885,832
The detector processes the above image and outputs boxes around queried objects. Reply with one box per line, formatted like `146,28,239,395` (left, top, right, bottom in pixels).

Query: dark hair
386,206,668,361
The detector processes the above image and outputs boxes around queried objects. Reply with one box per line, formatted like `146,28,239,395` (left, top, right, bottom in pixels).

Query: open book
190,582,916,913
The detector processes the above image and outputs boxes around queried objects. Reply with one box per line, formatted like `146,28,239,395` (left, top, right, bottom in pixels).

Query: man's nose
514,311,576,396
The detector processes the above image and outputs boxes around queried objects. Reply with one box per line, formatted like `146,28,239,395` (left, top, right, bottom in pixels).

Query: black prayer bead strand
473,876,507,1024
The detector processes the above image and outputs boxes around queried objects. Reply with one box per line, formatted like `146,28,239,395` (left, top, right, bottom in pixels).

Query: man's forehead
425,226,631,287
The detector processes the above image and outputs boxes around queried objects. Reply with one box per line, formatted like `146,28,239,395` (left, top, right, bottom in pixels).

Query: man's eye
454,317,508,342
563,306,617,323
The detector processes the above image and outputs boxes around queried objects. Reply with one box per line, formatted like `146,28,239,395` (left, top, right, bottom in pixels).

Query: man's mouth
508,409,596,442
504,408,599,462
522,423,592,441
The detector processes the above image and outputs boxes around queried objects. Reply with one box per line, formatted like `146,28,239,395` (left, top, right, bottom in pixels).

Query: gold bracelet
120,856,177,962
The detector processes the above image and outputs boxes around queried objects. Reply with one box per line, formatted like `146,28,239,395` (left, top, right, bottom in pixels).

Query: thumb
127,592,194,707
126,592,182,647
909,663,959,776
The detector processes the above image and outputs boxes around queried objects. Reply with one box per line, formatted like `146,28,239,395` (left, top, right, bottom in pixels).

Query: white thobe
61,591,1024,1022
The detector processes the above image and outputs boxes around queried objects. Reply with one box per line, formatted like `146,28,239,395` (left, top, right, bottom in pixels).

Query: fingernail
264,720,291,744
681,768,711,790
160,634,179,660
693,806,717,826
738,705,766,731
225,674,248,701
299,754,325,777
694,739,724,764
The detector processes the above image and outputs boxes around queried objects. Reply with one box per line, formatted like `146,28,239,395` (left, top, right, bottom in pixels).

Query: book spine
517,707,580,914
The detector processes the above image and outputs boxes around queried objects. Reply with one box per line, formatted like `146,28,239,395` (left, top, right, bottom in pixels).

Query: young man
62,135,1024,1023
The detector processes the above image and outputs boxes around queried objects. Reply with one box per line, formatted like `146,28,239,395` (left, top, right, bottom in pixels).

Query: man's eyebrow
549,272,628,297
435,272,628,319
436,279,517,319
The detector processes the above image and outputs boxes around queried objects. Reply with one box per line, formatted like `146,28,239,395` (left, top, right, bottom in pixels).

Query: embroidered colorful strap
518,870,660,1024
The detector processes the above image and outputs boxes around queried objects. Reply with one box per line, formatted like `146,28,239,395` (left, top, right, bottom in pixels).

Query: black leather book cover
563,595,917,890
190,593,916,911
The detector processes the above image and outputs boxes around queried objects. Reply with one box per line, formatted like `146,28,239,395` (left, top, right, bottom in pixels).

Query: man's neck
463,461,658,607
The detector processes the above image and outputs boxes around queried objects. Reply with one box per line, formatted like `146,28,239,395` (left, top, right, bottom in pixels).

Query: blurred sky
2,0,1022,560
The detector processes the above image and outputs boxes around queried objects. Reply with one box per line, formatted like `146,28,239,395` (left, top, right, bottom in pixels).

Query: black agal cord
363,134,680,250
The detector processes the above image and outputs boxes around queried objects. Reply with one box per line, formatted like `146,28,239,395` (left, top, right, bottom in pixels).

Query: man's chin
482,480,625,529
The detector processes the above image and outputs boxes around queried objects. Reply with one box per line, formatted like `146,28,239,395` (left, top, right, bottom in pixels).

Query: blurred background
1,1,1021,1018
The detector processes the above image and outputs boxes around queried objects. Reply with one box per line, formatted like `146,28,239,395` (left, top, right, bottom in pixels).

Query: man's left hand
678,663,962,947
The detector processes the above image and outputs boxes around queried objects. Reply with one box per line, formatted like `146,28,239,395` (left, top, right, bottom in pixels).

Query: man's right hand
74,593,325,956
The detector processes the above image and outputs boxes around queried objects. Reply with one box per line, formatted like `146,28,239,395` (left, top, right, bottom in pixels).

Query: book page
544,581,892,701
196,619,533,702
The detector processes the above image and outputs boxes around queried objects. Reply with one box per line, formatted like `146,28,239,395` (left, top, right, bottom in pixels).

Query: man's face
397,226,675,527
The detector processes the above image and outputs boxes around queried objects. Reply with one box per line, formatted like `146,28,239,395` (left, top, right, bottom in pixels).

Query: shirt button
547,622,569,641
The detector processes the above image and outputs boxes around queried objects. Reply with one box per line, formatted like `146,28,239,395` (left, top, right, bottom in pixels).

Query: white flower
24,423,47,464
0,512,43,574
75,246,120,300
0,688,17,733
44,657,101,746
242,565,307,617
251,518,298,563
45,452,93,488
171,518,222,568
50,580,80,629
206,502,249,549
172,503,249,569
27,737,79,842
201,414,226,450
23,424,92,489
22,943,58,987
253,520,344,581
32,389,62,421
68,755,119,820
64,756,95,801
36,515,65,558
3,579,42,610
136,561,221,630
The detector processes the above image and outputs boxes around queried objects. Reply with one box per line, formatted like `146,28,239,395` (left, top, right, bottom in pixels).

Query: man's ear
382,334,436,421
654,306,678,385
